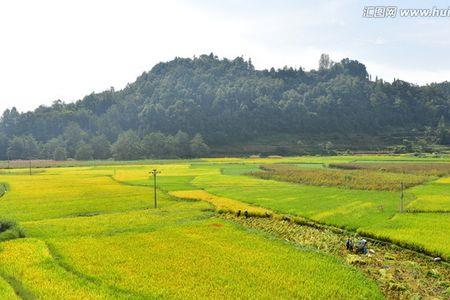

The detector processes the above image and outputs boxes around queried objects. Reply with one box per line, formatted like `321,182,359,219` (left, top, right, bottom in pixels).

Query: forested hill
1,54,450,160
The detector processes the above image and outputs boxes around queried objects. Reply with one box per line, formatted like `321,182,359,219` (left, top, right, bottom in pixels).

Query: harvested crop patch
330,162,450,177
253,164,428,191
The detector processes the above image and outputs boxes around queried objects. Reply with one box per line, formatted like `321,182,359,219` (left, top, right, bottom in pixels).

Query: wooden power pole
150,169,160,208
400,182,404,213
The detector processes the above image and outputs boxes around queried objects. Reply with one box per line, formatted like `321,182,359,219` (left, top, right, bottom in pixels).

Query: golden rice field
0,163,384,299
169,190,270,215
0,155,449,299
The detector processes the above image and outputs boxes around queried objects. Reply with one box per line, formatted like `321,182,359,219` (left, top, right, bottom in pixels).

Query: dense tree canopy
0,54,449,160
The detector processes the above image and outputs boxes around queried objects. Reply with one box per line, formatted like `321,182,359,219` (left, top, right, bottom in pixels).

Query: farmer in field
345,237,353,251
355,239,368,254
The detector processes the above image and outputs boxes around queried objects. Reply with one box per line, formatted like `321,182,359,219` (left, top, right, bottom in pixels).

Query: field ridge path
0,270,36,300
43,241,149,299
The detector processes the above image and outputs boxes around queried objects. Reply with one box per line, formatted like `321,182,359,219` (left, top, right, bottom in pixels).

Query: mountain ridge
0,54,449,159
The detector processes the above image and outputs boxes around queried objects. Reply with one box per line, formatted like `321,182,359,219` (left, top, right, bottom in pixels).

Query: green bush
0,184,6,197
0,220,25,242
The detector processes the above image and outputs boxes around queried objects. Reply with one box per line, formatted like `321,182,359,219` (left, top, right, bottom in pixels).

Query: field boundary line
0,270,35,300
44,241,149,299
107,174,149,187
404,209,450,214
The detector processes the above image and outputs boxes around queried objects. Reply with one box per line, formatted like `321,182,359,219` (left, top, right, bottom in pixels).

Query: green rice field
0,154,449,299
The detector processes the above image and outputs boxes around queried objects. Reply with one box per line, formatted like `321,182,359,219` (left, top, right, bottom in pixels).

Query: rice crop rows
254,164,428,191
330,162,450,177
0,163,385,299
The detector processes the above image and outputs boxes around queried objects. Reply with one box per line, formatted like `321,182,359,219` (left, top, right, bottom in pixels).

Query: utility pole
29,158,32,176
400,182,404,213
150,169,160,208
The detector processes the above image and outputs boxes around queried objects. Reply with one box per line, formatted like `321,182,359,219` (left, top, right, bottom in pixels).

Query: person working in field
345,237,353,251
355,239,368,254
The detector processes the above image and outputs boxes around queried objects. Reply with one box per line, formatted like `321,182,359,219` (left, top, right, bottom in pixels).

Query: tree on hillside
0,107,20,136
6,136,24,160
6,136,39,160
63,122,87,158
436,116,450,145
41,137,65,159
90,135,111,159
111,130,142,160
319,54,333,70
141,132,168,158
0,132,8,160
53,146,67,161
75,142,94,161
190,134,209,157
172,131,191,158
24,136,40,159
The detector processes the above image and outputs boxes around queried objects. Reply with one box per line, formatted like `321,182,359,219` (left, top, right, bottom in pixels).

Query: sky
1,0,450,113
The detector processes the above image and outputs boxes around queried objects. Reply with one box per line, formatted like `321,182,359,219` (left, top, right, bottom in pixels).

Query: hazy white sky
1,0,450,113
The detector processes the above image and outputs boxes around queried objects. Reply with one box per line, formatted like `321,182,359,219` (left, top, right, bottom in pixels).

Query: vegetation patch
0,220,25,242
252,164,428,191
330,162,450,177
0,183,6,197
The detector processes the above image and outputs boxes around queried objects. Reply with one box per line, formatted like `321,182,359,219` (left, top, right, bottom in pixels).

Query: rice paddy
169,190,270,215
254,164,429,191
0,155,449,299
330,162,450,177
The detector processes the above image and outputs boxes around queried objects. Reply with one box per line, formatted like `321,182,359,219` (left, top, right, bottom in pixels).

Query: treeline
0,124,209,160
0,53,449,159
